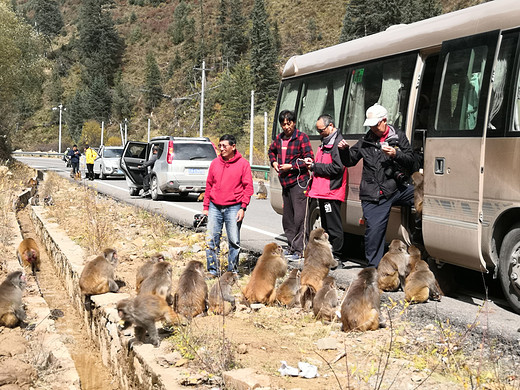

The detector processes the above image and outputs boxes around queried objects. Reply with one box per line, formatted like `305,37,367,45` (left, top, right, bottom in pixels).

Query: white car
93,146,124,179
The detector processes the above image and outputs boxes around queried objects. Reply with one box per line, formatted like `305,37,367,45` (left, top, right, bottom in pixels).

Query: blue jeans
206,202,242,275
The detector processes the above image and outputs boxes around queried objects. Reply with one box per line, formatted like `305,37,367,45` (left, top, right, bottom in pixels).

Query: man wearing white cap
338,104,415,267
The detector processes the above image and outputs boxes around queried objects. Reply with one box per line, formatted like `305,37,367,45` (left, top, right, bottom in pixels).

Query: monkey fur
377,239,410,291
340,267,382,332
173,260,208,319
138,261,174,306
404,258,443,303
256,181,268,199
299,228,338,309
0,271,27,328
136,253,165,293
208,271,238,315
275,268,301,307
242,243,287,305
79,248,119,295
117,294,182,347
313,276,339,321
411,171,424,215
17,237,41,274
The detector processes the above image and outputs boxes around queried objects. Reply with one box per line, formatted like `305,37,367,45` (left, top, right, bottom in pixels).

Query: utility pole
195,61,208,137
52,104,66,154
124,118,128,144
147,118,151,143
101,121,104,146
249,90,254,165
264,112,268,164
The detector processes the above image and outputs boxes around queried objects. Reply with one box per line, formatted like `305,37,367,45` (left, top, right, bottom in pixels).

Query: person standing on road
84,145,98,181
67,145,81,179
138,145,158,197
304,114,347,266
268,110,314,261
203,134,254,278
338,103,415,267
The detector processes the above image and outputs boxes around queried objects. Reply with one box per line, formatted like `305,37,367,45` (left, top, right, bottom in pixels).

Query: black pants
86,164,94,180
282,184,308,256
71,162,80,175
317,198,344,256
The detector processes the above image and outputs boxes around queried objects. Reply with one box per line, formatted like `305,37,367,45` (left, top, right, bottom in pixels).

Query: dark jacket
339,125,415,202
67,148,81,164
143,152,158,171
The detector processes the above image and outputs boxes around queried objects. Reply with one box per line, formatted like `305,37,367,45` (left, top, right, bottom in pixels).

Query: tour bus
269,0,520,313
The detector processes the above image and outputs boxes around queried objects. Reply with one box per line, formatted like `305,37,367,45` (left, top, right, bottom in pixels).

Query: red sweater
203,151,254,210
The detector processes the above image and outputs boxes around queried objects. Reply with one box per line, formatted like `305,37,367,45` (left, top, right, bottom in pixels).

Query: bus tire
306,198,321,234
498,224,520,314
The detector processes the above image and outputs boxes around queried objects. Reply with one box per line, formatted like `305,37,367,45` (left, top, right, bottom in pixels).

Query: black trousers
282,184,308,255
317,198,344,256
86,164,94,180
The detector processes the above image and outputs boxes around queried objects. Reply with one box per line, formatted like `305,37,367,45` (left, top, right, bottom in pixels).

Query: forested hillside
2,0,484,161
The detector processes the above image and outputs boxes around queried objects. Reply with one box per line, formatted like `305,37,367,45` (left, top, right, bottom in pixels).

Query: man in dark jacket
138,145,158,197
67,144,81,178
338,104,415,267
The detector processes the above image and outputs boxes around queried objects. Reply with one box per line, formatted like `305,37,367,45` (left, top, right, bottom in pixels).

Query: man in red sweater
203,134,254,278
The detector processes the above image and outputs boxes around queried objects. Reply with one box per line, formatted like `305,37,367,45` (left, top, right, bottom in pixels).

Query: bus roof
282,0,520,78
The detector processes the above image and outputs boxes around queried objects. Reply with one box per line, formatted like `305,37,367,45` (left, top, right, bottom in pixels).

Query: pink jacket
203,151,254,210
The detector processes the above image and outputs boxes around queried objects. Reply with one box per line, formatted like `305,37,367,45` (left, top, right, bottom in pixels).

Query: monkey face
408,245,421,257
263,243,282,257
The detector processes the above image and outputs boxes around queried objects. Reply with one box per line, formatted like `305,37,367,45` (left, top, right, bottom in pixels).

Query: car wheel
151,176,162,201
99,165,106,180
499,223,520,314
94,173,100,179
306,198,321,234
129,188,140,196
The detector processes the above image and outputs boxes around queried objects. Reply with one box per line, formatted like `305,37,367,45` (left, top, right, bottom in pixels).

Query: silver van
120,136,217,200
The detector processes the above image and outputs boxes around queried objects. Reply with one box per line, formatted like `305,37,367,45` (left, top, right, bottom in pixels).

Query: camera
384,163,408,185
193,213,208,228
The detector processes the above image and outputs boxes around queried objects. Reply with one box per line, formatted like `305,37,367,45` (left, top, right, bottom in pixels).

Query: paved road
16,155,520,349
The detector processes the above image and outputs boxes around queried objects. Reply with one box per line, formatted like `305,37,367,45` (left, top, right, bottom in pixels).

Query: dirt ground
1,165,519,389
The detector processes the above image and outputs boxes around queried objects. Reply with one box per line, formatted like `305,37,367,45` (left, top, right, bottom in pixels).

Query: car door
93,146,103,175
120,141,148,186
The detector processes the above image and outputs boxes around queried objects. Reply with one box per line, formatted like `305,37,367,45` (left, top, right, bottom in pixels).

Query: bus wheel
498,224,520,314
306,198,321,233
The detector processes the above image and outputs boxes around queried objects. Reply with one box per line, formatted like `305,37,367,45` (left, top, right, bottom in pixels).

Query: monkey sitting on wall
377,239,410,292
79,248,119,296
138,261,174,306
299,228,338,310
173,260,208,320
275,268,301,308
117,294,182,347
242,243,287,305
404,252,443,303
340,267,382,332
17,237,41,274
313,276,339,321
208,271,238,315
0,271,27,328
256,181,268,199
136,253,165,293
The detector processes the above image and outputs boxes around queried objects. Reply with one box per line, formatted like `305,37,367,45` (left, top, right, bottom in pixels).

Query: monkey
197,192,205,202
377,239,410,291
313,276,339,321
26,177,38,196
242,242,287,305
275,268,301,307
117,294,182,347
411,171,424,215
208,271,238,315
79,248,119,296
256,181,268,199
29,194,40,206
173,260,208,319
138,261,174,305
340,267,382,332
404,259,443,303
0,271,27,328
136,253,165,293
298,228,338,309
17,237,41,274
43,195,54,206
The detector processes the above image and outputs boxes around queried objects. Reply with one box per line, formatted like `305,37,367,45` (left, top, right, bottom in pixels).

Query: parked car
120,137,217,200
93,146,124,179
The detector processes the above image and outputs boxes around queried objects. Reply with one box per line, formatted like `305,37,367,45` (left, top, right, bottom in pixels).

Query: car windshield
103,148,123,158
173,143,216,161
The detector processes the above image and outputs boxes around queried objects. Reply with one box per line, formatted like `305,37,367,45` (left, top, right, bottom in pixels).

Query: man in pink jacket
203,134,254,278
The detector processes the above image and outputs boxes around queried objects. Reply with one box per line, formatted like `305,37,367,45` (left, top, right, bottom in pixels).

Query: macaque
138,261,174,305
79,248,119,295
404,259,443,303
377,239,409,291
242,243,287,305
340,267,382,332
136,253,165,293
0,271,27,328
117,294,182,347
17,237,41,274
313,276,338,321
411,171,424,215
173,261,208,319
275,269,301,307
197,192,205,202
256,181,268,199
208,271,238,315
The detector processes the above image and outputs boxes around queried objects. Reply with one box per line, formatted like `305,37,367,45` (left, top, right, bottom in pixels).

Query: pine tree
169,0,190,45
31,0,63,38
249,0,279,111
112,74,134,122
144,52,163,113
65,89,87,142
219,0,248,67
86,76,112,122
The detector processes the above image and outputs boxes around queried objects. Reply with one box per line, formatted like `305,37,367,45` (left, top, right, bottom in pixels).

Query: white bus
269,0,520,313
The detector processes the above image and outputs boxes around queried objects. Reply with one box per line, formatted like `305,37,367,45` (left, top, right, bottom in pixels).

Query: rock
223,368,270,390
0,358,36,386
175,358,189,367
191,243,203,253
156,351,183,367
316,337,337,350
237,344,248,354
250,303,265,310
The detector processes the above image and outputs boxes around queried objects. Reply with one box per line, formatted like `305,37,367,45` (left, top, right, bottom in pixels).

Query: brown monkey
17,237,41,274
275,268,301,307
0,271,27,328
404,259,443,303
340,267,382,332
79,248,119,295
411,171,424,215
256,181,268,199
377,239,409,291
197,192,205,202
208,271,238,315
173,260,208,319
313,276,338,321
242,243,287,305
136,253,165,292
117,294,182,347
299,228,338,309
138,261,174,305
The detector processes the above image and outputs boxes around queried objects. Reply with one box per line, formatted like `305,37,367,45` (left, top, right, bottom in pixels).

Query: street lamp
52,104,66,154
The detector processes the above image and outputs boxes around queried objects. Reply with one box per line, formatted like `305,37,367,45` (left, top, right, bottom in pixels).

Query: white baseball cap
363,104,388,127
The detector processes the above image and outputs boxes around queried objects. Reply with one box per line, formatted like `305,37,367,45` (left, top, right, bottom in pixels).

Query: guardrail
251,164,270,180
12,151,63,157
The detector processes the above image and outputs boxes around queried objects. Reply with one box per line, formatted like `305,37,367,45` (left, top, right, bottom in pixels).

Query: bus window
273,80,301,136
343,53,416,135
294,69,346,135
